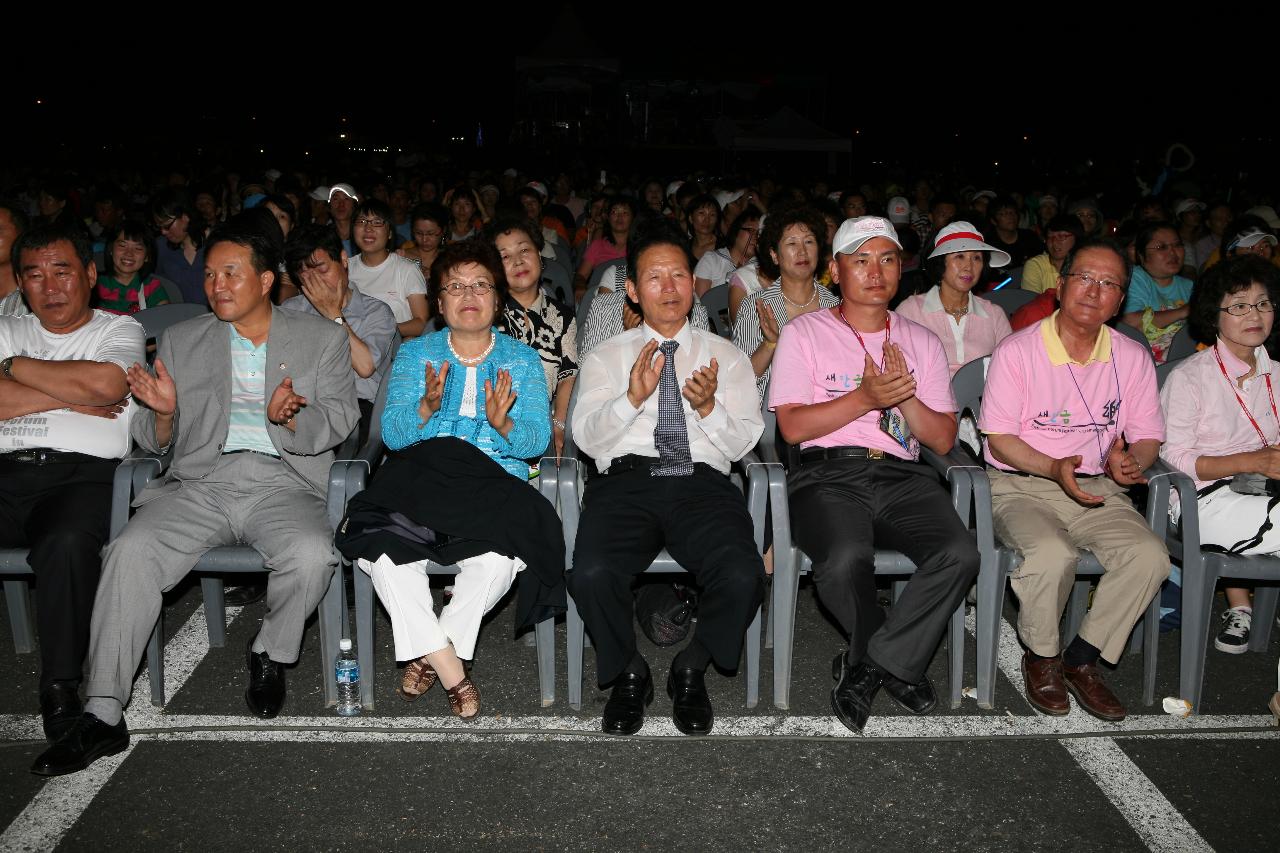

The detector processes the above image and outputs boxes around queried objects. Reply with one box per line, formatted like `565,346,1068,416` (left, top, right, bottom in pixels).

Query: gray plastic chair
542,262,572,305
578,260,625,318
700,284,732,338
342,367,559,710
1111,320,1154,359
962,367,1165,709
132,303,208,341
1166,325,1198,362
558,382,768,710
984,287,1036,318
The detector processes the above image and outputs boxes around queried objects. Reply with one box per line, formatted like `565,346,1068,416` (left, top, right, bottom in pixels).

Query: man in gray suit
32,221,359,777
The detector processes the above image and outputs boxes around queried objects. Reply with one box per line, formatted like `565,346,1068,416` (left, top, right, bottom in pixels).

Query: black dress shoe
39,681,83,743
602,668,653,735
830,652,885,735
30,713,129,777
882,672,937,716
245,637,286,719
667,667,714,736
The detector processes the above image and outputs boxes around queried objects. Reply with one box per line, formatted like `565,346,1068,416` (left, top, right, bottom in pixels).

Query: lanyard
837,306,890,369
1213,344,1278,448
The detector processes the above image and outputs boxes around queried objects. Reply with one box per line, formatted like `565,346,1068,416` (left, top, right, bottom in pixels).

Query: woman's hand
485,369,516,437
757,301,780,344
418,361,448,423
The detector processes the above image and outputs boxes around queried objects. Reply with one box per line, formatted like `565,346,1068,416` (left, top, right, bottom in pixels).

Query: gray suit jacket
132,305,359,500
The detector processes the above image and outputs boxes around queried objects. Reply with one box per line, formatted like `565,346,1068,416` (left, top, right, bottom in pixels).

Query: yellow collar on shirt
1040,310,1111,367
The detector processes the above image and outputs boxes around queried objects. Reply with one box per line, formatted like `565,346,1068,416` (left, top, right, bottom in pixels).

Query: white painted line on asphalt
0,603,240,852
986,611,1215,853
1063,738,1214,853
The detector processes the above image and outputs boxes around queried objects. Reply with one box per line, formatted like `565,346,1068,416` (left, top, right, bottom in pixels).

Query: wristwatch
1,356,14,379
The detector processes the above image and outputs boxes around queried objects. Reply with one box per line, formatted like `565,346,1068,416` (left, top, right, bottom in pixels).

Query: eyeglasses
355,217,388,228
1144,241,1184,253
1063,272,1125,293
154,217,177,232
1220,299,1276,316
443,281,494,295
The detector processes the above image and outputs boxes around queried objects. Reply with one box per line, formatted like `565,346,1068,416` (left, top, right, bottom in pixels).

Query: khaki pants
990,470,1168,664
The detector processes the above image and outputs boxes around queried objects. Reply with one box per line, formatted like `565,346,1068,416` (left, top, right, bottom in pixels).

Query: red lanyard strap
1213,344,1279,448
837,307,890,369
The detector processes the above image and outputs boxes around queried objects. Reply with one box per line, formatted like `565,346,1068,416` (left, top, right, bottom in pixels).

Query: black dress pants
568,463,765,686
0,453,117,688
789,456,979,684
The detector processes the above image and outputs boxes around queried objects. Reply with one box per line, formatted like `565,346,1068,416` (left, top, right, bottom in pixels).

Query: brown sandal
446,677,481,719
398,657,438,701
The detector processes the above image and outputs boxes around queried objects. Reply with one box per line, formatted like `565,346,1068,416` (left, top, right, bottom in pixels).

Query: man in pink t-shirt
769,216,979,735
979,239,1168,722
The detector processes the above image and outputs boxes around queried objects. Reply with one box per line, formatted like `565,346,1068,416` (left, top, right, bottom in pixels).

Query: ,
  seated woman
732,205,840,399
896,221,1014,377
574,195,636,300
348,198,431,339
694,207,761,297
357,240,552,718
1160,256,1280,655
726,226,776,327
95,221,171,314
684,193,722,263
487,216,578,456
398,202,448,280
1121,220,1192,363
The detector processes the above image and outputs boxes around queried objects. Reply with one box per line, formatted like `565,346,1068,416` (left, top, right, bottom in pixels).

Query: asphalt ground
1,574,1276,852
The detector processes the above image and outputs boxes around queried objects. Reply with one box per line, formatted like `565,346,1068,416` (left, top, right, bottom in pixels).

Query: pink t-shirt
582,238,626,271
768,308,956,460
979,314,1164,475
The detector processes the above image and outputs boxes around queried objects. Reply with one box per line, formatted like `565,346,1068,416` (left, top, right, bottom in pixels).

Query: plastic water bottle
335,638,360,717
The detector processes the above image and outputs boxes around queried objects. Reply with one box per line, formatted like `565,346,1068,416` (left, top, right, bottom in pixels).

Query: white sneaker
1214,607,1252,654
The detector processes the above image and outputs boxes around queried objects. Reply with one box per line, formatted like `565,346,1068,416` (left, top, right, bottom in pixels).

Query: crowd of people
2,161,1278,778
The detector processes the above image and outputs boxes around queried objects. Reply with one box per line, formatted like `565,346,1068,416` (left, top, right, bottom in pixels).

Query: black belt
603,454,724,477
0,449,105,465
988,465,1103,479
798,446,909,465
221,449,279,458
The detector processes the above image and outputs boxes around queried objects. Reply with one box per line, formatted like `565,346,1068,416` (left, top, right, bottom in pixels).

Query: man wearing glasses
980,239,1168,722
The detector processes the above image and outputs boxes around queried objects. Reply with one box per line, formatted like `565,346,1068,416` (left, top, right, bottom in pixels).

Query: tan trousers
990,470,1169,663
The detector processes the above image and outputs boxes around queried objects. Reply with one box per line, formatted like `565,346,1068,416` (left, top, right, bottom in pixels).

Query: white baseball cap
665,180,684,198
886,196,911,224
927,221,1011,267
1228,228,1279,251
526,181,548,199
308,186,330,202
328,183,360,202
832,216,903,256
714,189,744,209
1174,198,1206,217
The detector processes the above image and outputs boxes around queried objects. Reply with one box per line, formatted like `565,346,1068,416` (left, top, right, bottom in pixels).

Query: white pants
358,552,524,661
1195,489,1280,555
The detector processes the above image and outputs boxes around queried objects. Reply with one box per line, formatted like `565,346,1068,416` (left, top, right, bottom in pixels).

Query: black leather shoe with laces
602,667,653,735
830,651,884,735
30,713,129,777
245,636,286,719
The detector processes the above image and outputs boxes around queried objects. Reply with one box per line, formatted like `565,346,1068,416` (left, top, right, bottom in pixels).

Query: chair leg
535,616,555,707
1142,596,1160,706
201,576,227,648
891,579,908,607
745,605,761,709
354,564,377,711
3,579,34,654
763,576,774,650
147,615,165,707
1061,579,1092,649
567,594,585,712
771,556,801,710
948,603,965,709
975,555,1009,710
1180,562,1219,713
1249,584,1279,652
318,562,342,708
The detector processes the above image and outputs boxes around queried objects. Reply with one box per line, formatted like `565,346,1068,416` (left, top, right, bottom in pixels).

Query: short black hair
485,215,544,252
409,202,449,231
626,216,694,279
205,220,281,285
1187,255,1280,344
1059,237,1131,291
604,195,639,246
102,220,156,280
149,187,205,247
428,238,508,305
1044,214,1084,243
12,223,93,273
283,222,345,280
262,193,296,227
1134,220,1180,265
0,199,29,236
759,203,829,277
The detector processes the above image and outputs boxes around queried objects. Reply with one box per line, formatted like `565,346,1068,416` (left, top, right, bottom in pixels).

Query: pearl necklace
447,331,495,365
780,279,818,310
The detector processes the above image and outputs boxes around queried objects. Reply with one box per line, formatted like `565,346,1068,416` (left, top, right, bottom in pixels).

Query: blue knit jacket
382,330,551,479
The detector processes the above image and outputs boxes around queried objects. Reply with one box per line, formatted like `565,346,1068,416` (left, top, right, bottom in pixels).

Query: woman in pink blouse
1160,255,1280,655
896,221,1014,376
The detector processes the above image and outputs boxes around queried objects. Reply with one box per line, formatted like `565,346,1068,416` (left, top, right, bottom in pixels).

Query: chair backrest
951,356,990,422
133,303,208,341
349,334,401,463
541,262,572,305
1155,358,1181,391
984,287,1036,318
701,284,732,338
154,276,185,305
577,261,625,326
1166,325,1197,362
1110,320,1154,360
